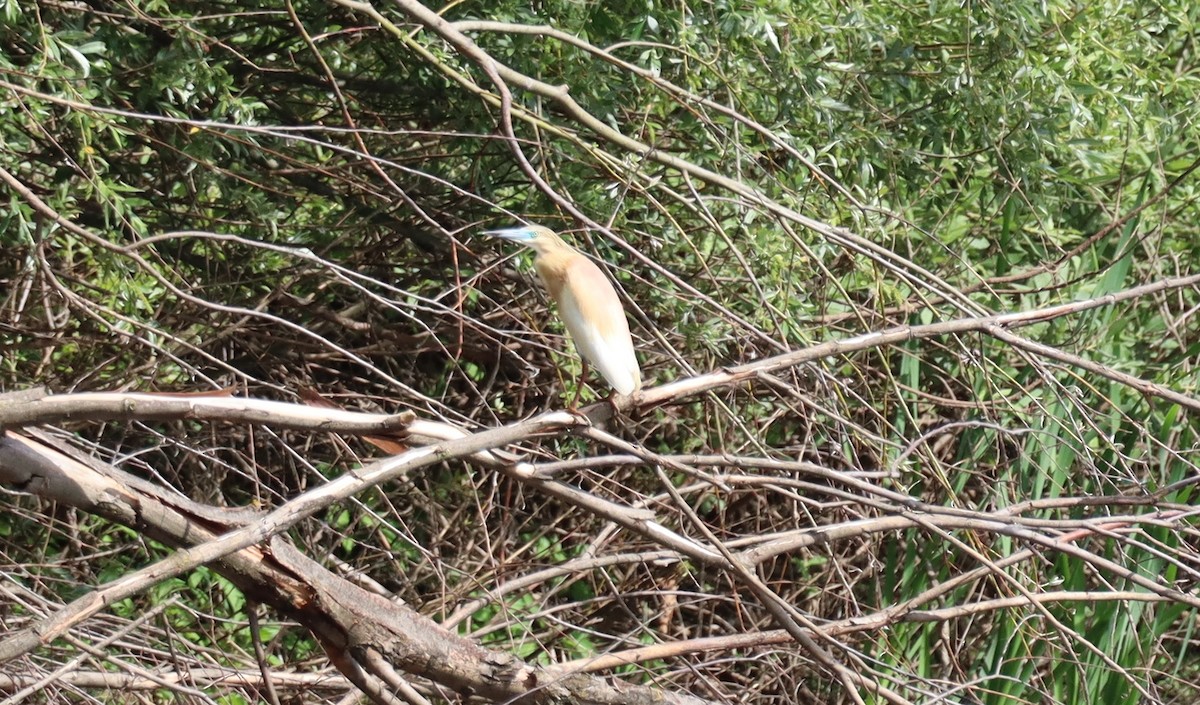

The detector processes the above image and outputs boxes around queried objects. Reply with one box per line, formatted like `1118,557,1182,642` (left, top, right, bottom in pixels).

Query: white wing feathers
554,258,641,395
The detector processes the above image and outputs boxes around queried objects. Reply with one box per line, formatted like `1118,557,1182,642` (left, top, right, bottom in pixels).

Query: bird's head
484,224,568,256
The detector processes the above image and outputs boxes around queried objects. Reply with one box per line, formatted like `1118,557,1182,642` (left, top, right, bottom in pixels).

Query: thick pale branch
633,272,1200,411
0,428,716,705
0,669,349,692
0,388,416,433
0,412,577,661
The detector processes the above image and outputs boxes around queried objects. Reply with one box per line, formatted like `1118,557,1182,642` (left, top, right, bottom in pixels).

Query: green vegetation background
1,0,1198,703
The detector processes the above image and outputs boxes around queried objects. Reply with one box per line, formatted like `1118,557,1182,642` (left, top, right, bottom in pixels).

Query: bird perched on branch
486,224,642,398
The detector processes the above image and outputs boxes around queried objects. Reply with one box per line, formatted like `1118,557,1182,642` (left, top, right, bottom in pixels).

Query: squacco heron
487,225,642,397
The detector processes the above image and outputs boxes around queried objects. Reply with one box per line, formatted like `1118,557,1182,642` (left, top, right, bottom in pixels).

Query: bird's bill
484,227,537,242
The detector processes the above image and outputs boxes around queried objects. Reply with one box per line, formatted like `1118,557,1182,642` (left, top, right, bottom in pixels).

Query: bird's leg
569,358,589,412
